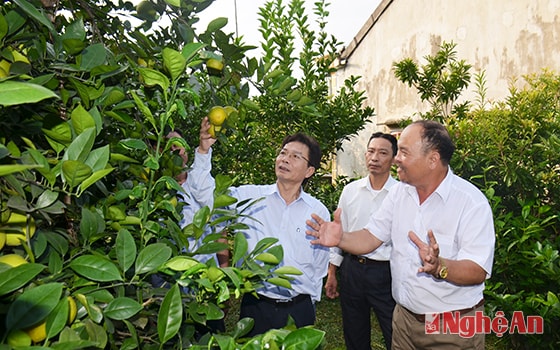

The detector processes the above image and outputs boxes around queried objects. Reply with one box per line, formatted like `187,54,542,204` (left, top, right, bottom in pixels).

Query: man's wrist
436,257,448,279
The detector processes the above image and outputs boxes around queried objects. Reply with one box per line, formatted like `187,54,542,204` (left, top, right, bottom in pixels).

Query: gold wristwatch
436,257,448,279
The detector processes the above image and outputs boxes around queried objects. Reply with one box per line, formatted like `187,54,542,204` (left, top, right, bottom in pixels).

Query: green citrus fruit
7,329,32,347
208,106,227,126
206,58,224,72
136,1,157,21
208,124,217,138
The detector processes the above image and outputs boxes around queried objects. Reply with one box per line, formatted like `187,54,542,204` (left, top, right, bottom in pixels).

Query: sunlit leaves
104,297,143,320
163,47,186,82
0,81,58,106
70,256,122,282
158,284,182,344
135,243,172,275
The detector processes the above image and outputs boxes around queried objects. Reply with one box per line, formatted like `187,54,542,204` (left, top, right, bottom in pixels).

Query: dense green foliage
1,0,558,348
0,0,374,348
450,72,560,349
394,44,559,349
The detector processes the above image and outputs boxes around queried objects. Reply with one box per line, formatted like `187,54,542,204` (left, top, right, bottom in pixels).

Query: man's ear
305,166,316,179
428,150,440,169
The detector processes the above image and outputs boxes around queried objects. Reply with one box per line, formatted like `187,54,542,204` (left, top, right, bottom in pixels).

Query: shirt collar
272,183,314,206
362,175,398,192
433,167,454,203
404,167,454,203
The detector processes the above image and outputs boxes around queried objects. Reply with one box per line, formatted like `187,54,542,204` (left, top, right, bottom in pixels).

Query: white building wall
331,0,560,178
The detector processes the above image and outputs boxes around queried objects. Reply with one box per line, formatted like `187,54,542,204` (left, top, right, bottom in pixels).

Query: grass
224,293,513,349
315,297,387,350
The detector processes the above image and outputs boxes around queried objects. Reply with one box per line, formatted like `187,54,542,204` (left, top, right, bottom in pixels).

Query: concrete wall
330,0,560,178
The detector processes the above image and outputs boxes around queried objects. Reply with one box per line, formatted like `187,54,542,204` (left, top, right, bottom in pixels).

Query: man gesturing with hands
306,120,495,350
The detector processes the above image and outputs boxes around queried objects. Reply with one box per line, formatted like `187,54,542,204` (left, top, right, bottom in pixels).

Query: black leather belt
403,299,485,322
257,293,311,306
349,254,389,265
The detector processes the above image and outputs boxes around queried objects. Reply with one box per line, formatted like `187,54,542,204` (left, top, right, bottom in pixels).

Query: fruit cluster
207,105,237,138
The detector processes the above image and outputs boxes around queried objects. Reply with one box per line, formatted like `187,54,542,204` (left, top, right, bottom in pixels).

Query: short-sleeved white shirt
329,175,397,266
366,169,495,314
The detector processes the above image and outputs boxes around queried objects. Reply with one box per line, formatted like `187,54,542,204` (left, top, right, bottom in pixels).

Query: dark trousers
239,293,315,337
340,255,395,350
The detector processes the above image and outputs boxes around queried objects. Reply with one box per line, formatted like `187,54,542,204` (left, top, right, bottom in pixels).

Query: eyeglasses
277,149,310,163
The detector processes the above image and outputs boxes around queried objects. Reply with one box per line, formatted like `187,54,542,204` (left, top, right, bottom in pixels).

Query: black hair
412,120,455,165
281,133,322,168
369,132,398,156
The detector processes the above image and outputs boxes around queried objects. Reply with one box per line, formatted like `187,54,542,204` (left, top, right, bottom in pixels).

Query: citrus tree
0,0,335,348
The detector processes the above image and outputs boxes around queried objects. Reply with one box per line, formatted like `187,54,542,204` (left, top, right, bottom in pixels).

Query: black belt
403,299,485,322
257,293,311,306
349,254,389,265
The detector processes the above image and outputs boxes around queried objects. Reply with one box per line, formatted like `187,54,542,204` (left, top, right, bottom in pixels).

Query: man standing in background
325,132,398,349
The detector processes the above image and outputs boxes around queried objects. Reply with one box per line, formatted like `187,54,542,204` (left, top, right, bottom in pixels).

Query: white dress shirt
330,175,398,266
366,169,495,314
189,148,331,302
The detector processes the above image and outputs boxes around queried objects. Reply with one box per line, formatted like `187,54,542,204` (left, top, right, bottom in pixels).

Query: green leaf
13,0,56,33
205,302,224,320
63,127,96,162
27,149,56,185
0,164,40,176
231,232,248,265
206,17,228,33
192,205,210,229
35,189,59,209
102,87,125,107
116,229,136,274
77,167,114,196
251,237,279,256
163,47,186,82
274,266,303,275
164,0,181,7
283,328,325,350
0,263,45,296
6,283,63,330
255,252,280,264
266,277,291,289
213,193,237,209
130,91,156,130
84,145,110,172
181,42,205,62
164,256,199,271
0,81,58,106
79,43,107,71
43,122,72,145
71,104,96,135
70,255,123,282
110,153,140,163
63,38,86,55
193,241,228,255
158,284,182,344
62,160,92,188
138,67,170,92
46,297,70,340
119,138,147,151
0,13,7,41
135,243,172,275
80,207,98,241
104,297,143,320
